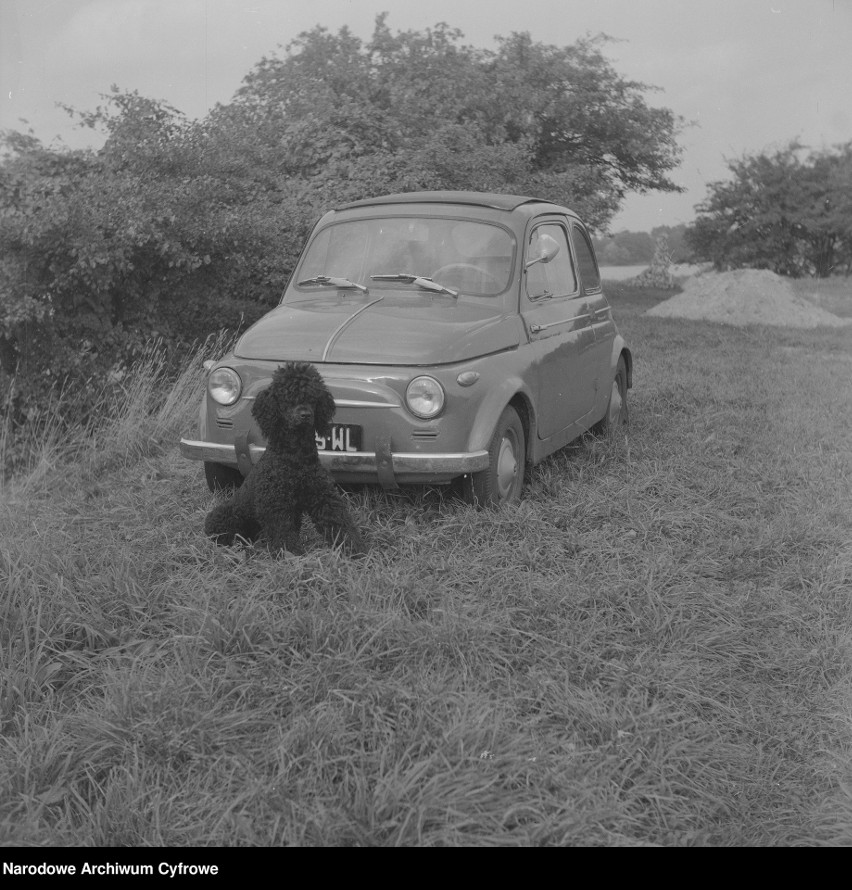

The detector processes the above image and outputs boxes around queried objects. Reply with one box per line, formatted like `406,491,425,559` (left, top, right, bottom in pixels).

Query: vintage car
179,191,632,506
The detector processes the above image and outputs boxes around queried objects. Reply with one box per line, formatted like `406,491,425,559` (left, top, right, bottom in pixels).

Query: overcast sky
1,0,850,231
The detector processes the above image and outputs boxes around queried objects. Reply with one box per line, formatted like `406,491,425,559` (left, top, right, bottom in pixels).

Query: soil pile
645,268,852,328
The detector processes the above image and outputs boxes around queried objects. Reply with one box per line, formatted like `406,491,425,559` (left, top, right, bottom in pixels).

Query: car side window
572,225,601,292
525,224,578,301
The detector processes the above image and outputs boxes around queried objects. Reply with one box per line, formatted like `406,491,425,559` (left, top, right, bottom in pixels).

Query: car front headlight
405,376,445,419
208,367,242,406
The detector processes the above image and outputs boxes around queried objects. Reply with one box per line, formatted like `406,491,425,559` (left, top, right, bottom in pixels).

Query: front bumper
179,438,490,488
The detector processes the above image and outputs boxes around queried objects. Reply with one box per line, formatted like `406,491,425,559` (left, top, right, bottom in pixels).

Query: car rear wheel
204,461,244,493
592,355,628,438
461,406,526,507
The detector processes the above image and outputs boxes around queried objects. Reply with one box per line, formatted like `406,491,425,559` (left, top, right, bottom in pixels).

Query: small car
180,191,632,506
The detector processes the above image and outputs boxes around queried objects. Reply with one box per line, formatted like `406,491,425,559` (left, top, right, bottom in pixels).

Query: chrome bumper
179,438,490,485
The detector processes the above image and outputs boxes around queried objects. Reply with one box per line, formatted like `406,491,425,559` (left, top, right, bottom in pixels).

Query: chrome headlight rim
208,366,242,406
405,375,445,419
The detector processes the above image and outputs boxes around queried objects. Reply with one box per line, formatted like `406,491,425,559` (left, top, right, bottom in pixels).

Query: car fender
465,374,536,455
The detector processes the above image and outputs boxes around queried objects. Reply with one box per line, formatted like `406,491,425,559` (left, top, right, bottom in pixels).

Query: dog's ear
252,385,279,437
314,386,336,437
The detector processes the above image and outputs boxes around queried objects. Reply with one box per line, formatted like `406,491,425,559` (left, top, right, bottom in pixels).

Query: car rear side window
572,225,601,292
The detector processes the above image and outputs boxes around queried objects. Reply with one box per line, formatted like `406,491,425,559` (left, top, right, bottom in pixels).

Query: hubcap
496,434,518,499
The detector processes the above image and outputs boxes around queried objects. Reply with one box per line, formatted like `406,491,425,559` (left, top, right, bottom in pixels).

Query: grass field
1,281,851,846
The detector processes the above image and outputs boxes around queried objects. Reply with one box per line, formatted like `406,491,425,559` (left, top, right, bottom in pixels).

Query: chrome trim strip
321,297,385,361
334,399,399,408
529,315,590,333
179,439,489,475
238,396,396,407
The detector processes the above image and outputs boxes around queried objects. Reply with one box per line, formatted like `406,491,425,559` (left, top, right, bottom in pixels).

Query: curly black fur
204,362,366,556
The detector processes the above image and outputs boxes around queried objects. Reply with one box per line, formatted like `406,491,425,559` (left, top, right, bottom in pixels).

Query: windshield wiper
297,275,369,292
370,273,458,297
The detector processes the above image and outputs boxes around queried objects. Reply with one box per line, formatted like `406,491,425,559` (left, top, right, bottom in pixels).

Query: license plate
316,424,362,452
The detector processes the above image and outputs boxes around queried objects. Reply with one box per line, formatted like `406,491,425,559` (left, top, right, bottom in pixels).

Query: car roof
336,191,562,213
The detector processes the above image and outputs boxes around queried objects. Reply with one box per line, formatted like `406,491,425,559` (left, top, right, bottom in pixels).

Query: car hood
234,295,522,365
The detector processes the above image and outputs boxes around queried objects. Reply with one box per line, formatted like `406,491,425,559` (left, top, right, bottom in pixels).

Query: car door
571,223,616,403
521,219,598,440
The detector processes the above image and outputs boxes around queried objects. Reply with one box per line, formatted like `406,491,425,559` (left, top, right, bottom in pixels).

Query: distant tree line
596,141,852,277
0,13,684,463
592,224,690,266
685,141,852,278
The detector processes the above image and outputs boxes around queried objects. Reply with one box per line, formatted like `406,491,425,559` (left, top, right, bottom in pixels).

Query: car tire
204,461,244,493
592,355,628,438
461,405,526,507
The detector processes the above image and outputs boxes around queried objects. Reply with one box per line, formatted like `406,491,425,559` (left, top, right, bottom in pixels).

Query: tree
801,144,852,276
485,31,684,222
218,14,685,230
685,142,852,277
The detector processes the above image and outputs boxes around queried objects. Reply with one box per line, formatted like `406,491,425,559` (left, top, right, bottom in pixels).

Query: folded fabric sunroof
336,191,554,212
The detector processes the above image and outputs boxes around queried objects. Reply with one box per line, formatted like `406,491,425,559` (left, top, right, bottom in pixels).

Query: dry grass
1,286,851,846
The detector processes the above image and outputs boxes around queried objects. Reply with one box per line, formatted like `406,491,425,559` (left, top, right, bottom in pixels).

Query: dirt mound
645,269,852,328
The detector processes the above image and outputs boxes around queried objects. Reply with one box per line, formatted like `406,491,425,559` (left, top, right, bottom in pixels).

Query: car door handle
529,315,590,333
529,319,569,332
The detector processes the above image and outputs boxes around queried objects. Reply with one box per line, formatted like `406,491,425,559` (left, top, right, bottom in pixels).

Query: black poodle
204,362,366,556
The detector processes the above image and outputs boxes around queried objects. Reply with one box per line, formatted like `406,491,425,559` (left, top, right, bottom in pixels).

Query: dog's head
252,361,336,442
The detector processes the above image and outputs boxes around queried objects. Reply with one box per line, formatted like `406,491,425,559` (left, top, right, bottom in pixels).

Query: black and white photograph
1,0,850,849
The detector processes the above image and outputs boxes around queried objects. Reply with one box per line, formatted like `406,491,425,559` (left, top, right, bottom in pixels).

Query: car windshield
294,216,515,298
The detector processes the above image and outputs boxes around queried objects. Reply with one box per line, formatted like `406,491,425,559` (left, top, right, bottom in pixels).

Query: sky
1,0,850,232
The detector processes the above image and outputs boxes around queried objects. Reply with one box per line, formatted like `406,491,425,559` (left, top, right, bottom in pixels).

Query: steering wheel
432,263,503,293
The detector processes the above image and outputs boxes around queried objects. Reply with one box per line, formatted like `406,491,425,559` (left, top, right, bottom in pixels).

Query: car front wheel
592,355,629,438
204,461,244,493
461,406,526,507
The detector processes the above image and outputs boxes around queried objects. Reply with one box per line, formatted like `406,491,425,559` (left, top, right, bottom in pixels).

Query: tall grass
1,288,851,846
0,376,79,492
0,333,232,497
